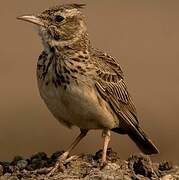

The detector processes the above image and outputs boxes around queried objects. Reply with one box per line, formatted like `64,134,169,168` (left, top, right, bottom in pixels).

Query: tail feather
128,127,159,154
112,127,159,155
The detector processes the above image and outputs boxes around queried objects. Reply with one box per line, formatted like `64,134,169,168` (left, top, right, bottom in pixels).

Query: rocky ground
0,148,178,180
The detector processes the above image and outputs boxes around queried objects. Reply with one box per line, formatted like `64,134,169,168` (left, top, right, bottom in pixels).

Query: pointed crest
70,3,86,9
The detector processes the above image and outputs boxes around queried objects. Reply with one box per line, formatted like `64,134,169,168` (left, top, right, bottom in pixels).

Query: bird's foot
47,151,68,176
47,152,79,177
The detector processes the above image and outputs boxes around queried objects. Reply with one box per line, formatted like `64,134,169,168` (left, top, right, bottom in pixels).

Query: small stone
0,165,3,176
3,173,11,177
50,151,64,161
1,162,10,167
11,156,23,165
82,154,94,163
31,152,48,161
159,161,173,171
8,166,15,173
106,148,118,162
10,177,19,180
17,160,28,170
1,162,13,174
3,176,19,180
162,174,173,180
93,148,117,162
30,159,48,170
128,154,153,178
93,149,103,160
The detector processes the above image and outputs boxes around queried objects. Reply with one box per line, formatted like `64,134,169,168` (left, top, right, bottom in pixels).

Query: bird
17,3,159,175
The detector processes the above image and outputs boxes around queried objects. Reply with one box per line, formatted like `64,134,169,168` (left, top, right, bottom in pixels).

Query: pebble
31,152,47,161
0,165,3,176
17,160,28,170
11,156,23,165
51,151,64,160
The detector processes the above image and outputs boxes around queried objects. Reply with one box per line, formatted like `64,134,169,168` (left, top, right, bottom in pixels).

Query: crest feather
70,3,86,9
43,4,86,15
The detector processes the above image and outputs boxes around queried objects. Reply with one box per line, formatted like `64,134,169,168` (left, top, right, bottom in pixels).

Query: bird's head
17,4,87,48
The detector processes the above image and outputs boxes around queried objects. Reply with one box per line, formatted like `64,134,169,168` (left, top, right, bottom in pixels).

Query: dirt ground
0,148,178,180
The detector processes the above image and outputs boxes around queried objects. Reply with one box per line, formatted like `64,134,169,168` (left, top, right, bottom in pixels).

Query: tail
128,127,159,155
112,127,159,155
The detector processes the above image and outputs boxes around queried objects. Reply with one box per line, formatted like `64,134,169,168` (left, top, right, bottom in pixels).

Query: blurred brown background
0,0,179,163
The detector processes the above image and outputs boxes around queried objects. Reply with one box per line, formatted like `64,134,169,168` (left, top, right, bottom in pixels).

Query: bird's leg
48,129,88,176
101,129,111,166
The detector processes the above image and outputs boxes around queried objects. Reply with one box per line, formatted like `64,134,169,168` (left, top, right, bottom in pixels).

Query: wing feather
92,49,139,131
92,49,159,154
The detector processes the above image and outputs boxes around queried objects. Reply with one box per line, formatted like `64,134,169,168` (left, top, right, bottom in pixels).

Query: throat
38,29,92,89
41,31,90,53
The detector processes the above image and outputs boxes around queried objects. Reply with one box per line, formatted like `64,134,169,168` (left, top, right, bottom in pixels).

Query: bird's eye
54,15,64,23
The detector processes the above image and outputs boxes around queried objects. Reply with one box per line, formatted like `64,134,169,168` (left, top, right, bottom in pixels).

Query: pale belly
37,80,118,130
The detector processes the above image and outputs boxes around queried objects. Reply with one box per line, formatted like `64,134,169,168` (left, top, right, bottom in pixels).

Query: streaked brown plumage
17,4,159,175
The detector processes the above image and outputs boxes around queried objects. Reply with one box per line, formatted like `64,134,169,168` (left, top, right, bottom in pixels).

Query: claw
47,161,65,176
65,154,80,163
47,152,68,176
47,129,88,177
47,153,81,177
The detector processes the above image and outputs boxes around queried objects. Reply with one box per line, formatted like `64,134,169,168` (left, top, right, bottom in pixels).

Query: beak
17,15,44,26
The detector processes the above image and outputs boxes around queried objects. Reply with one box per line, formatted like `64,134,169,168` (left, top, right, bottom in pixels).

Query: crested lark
17,4,159,175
